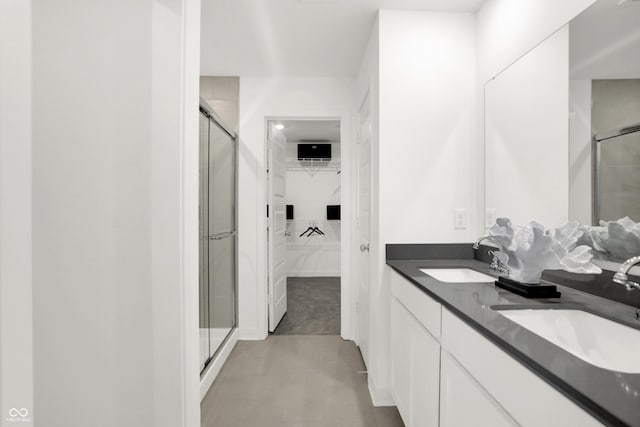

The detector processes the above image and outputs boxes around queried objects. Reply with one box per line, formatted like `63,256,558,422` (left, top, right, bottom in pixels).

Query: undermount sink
496,308,640,373
419,268,495,283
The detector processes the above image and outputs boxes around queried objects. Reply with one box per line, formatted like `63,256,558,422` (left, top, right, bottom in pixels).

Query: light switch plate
454,208,468,229
486,208,497,228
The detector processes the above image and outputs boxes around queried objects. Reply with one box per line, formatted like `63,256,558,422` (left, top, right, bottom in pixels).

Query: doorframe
354,88,375,355
262,115,354,340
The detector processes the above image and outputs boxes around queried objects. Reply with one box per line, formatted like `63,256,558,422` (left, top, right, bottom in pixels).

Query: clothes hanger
311,225,324,236
309,220,324,237
299,221,325,237
299,225,314,237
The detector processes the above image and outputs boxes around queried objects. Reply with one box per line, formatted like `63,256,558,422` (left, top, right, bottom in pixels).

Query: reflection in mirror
570,0,640,224
570,0,640,262
485,26,570,228
485,0,640,267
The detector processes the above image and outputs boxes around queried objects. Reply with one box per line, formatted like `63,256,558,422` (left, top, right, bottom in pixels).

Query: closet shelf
287,157,339,163
287,242,341,249
286,219,341,223
285,157,341,174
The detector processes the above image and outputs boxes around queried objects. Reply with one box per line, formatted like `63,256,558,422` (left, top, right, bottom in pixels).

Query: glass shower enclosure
593,122,640,223
199,101,237,374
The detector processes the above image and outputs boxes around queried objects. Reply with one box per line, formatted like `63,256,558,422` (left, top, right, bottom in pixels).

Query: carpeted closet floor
273,277,340,335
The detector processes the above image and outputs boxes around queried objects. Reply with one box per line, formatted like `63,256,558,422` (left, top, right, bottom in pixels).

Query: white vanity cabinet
389,269,603,427
390,271,441,427
441,309,602,427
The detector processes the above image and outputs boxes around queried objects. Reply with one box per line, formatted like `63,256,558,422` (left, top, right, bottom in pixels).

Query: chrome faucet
613,255,640,291
473,235,509,275
473,235,494,250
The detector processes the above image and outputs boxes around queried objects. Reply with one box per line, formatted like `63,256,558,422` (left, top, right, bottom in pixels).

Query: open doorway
267,119,342,335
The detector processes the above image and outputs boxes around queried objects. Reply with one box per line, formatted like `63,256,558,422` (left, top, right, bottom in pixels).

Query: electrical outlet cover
486,208,497,228
454,208,468,229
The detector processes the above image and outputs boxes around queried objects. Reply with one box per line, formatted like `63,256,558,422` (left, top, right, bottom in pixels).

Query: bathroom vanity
387,243,640,427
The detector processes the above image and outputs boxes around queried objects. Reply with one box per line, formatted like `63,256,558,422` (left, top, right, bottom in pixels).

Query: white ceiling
570,0,640,79
200,0,486,77
276,119,341,143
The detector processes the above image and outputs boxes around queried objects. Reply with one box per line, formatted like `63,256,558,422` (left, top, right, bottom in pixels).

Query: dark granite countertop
386,244,640,427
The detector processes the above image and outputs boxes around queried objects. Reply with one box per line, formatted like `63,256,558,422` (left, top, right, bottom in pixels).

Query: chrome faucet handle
613,272,640,291
488,250,510,276
613,255,640,291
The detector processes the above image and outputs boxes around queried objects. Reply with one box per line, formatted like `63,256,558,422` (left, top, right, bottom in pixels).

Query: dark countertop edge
386,262,628,427
386,243,474,261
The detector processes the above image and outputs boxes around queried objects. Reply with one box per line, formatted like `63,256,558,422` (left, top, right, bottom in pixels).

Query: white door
268,123,288,332
357,96,372,366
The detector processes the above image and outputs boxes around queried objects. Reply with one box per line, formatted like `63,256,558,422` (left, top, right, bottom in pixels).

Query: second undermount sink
419,268,495,283
496,308,640,373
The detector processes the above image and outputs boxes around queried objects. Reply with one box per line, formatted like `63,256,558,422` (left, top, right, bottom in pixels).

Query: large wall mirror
485,0,640,268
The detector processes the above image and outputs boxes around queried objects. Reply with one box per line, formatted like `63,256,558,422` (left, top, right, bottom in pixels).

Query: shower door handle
209,231,237,240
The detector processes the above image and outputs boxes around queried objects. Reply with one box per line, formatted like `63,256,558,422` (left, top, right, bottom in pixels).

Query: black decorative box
495,276,561,299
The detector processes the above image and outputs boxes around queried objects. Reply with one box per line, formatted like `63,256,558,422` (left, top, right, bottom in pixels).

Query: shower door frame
592,121,640,224
199,98,239,375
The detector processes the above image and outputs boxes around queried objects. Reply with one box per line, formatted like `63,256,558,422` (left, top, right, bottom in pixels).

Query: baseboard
237,327,268,341
287,271,340,277
368,376,395,407
200,328,238,401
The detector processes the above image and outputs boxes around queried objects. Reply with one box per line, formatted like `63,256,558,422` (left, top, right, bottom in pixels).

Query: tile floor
201,335,404,427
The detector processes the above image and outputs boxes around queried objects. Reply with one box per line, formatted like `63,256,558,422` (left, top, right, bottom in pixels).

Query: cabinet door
391,298,412,425
440,351,518,427
391,298,440,427
410,317,440,427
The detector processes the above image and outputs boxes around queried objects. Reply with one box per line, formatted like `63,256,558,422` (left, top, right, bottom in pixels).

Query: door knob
360,243,370,252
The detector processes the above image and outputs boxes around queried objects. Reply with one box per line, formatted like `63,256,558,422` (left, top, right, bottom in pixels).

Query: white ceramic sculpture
581,217,640,261
489,218,602,283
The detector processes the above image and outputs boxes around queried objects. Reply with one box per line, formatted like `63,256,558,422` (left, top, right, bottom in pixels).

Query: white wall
476,0,597,232
31,1,201,426
0,1,33,425
286,239,341,277
199,76,240,132
477,0,597,83
485,27,570,228
379,11,478,244
569,0,640,81
237,77,355,339
360,10,477,405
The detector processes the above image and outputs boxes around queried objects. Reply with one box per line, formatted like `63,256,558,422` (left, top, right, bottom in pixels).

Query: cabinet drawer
390,269,441,339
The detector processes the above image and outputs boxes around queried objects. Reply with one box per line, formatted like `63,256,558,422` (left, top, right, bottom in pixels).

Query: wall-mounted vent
297,143,331,160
